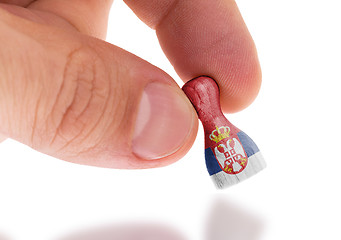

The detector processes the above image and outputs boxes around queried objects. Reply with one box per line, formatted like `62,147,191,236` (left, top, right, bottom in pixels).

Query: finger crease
155,0,180,29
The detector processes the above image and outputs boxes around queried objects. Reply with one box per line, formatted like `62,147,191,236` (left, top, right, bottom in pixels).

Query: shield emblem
213,137,248,174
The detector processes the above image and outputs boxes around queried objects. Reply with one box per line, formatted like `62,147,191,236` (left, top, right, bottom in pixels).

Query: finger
27,0,114,39
124,0,262,113
0,9,198,168
0,133,7,143
0,0,34,6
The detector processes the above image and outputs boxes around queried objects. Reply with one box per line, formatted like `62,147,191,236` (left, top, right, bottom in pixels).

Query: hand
0,0,261,169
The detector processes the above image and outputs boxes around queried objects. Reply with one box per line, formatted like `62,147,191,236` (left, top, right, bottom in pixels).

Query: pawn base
211,151,266,189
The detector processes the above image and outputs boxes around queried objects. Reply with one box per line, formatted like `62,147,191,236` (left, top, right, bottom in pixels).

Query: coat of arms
210,126,248,174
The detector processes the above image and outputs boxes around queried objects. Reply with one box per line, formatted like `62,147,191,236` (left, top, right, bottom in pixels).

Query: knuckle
47,46,111,153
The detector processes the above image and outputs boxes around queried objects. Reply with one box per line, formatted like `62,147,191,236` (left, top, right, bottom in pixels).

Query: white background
1,0,341,239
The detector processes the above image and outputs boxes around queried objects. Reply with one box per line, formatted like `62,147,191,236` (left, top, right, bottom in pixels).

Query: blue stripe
205,148,222,175
237,131,259,157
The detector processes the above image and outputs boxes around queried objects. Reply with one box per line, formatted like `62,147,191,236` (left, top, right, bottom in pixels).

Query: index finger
124,0,261,113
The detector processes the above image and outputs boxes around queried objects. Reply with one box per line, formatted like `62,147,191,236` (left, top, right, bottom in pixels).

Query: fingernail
132,82,195,160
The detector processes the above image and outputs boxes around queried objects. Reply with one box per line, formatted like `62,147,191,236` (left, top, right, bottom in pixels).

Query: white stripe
211,151,266,189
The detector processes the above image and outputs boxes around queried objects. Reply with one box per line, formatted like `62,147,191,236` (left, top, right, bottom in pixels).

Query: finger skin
125,0,262,113
0,0,34,6
0,8,197,169
0,0,113,39
0,133,6,143
28,0,114,39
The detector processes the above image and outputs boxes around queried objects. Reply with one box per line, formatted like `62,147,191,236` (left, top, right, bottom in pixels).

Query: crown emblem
209,126,230,143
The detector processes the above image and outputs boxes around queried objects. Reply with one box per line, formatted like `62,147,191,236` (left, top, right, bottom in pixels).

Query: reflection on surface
58,223,186,240
0,233,11,240
57,196,264,240
205,196,264,240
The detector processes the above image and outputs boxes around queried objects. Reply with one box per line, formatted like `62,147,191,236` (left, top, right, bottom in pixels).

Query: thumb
0,10,197,168
0,133,6,143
